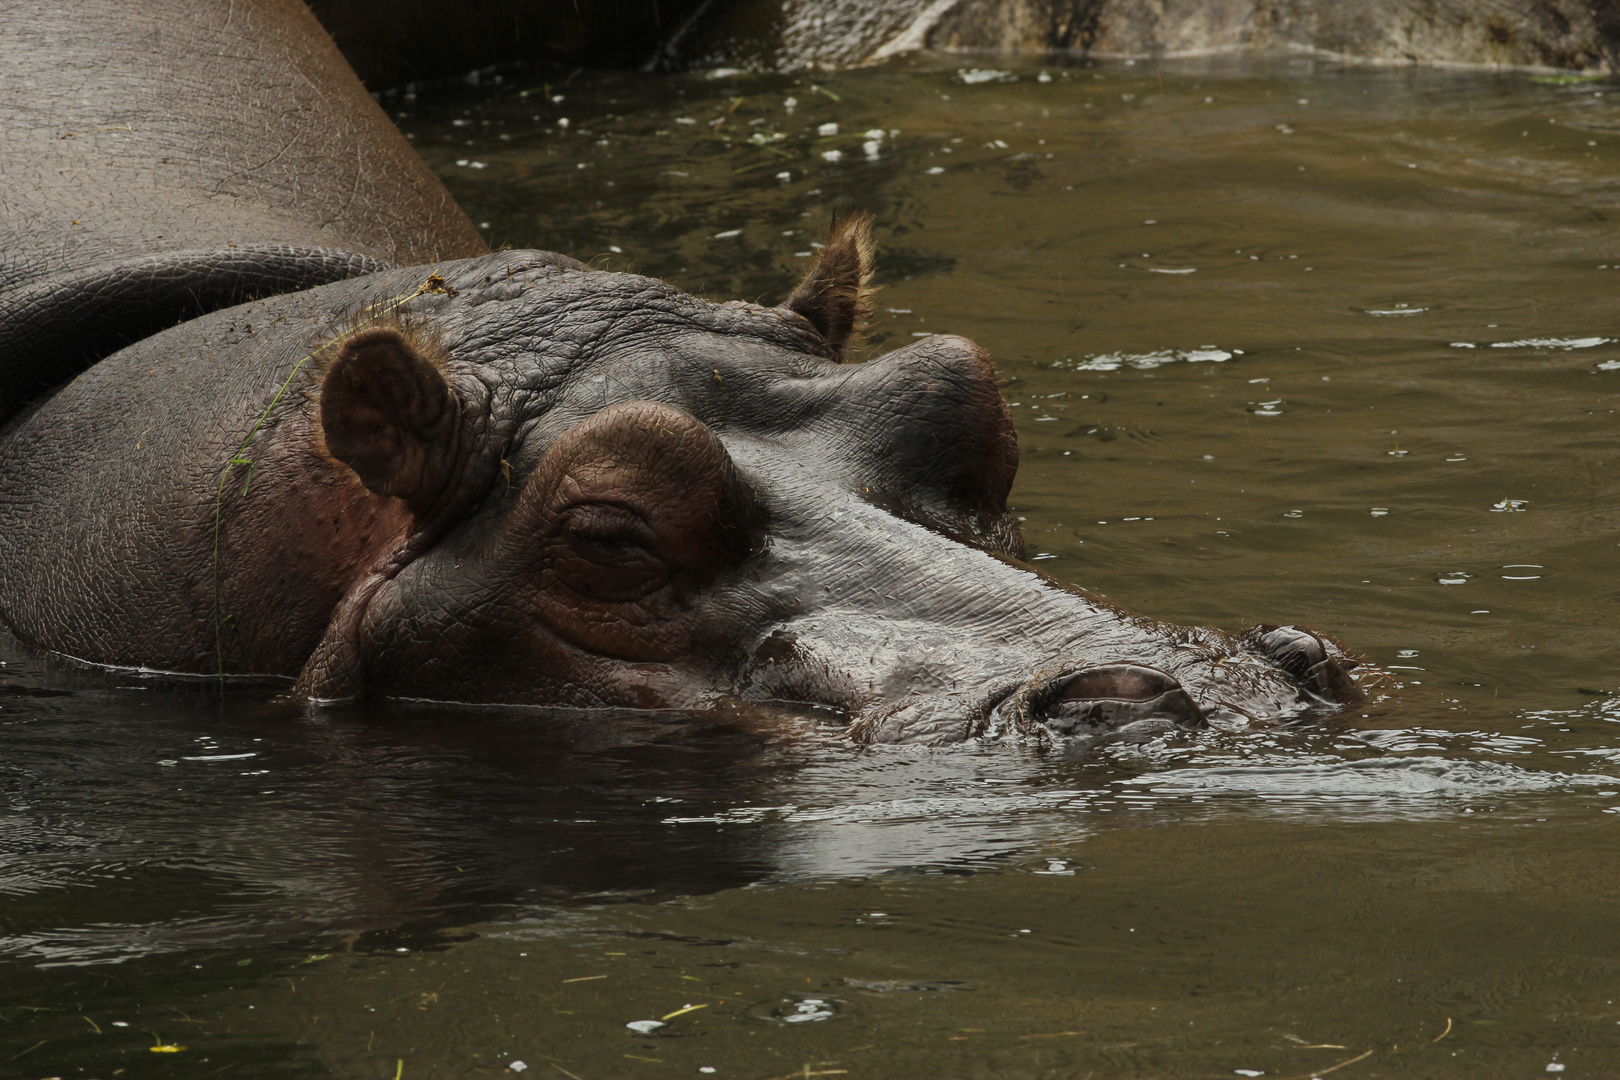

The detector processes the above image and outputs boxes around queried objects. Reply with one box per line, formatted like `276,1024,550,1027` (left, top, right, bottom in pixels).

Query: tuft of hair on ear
783,210,877,359
322,301,447,370
300,302,447,402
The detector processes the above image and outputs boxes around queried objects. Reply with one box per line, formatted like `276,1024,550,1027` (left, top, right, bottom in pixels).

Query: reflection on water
6,55,1620,1076
0,652,805,968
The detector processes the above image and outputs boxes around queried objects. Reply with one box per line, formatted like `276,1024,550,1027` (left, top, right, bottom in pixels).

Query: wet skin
0,222,1365,743
0,0,485,421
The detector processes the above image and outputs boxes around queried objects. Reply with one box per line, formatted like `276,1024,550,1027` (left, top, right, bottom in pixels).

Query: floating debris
1059,347,1234,371
783,998,835,1023
1491,336,1608,349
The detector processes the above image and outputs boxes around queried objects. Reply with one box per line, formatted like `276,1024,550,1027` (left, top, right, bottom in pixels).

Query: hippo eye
517,401,763,660
544,503,670,603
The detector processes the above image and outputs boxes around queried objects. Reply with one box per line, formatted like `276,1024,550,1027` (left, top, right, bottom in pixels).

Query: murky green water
7,56,1620,1078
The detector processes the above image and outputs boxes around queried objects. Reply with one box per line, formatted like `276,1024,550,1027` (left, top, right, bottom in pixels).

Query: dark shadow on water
0,629,827,969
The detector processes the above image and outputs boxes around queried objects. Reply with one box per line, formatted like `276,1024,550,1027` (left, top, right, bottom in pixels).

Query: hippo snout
845,626,1369,746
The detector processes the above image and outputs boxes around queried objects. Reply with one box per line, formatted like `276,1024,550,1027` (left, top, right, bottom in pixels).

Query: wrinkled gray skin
0,0,1366,744
0,0,485,420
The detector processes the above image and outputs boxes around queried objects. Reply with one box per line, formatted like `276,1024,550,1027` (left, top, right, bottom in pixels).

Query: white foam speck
1492,336,1609,349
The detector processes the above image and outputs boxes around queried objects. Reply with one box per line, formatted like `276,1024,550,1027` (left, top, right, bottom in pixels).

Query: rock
675,0,1620,72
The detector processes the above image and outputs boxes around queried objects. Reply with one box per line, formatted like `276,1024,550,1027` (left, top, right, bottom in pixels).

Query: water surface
5,55,1620,1079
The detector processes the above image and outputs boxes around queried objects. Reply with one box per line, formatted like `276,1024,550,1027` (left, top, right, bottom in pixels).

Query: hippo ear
783,211,876,358
320,327,462,518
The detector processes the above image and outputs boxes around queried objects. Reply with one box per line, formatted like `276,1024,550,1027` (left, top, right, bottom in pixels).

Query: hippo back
0,0,486,421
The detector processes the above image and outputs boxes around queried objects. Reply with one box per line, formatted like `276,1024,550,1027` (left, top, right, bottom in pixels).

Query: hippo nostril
1251,625,1327,679
1015,663,1206,738
1303,657,1364,704
1247,624,1366,706
1057,664,1182,703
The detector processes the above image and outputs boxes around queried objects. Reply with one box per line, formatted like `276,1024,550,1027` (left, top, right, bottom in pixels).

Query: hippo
0,0,1366,744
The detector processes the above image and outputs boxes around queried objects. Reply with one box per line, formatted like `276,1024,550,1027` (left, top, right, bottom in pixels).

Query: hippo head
274,216,1363,743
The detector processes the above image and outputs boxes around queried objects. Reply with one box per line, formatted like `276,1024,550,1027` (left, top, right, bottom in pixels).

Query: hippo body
0,0,1365,743
0,0,485,422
